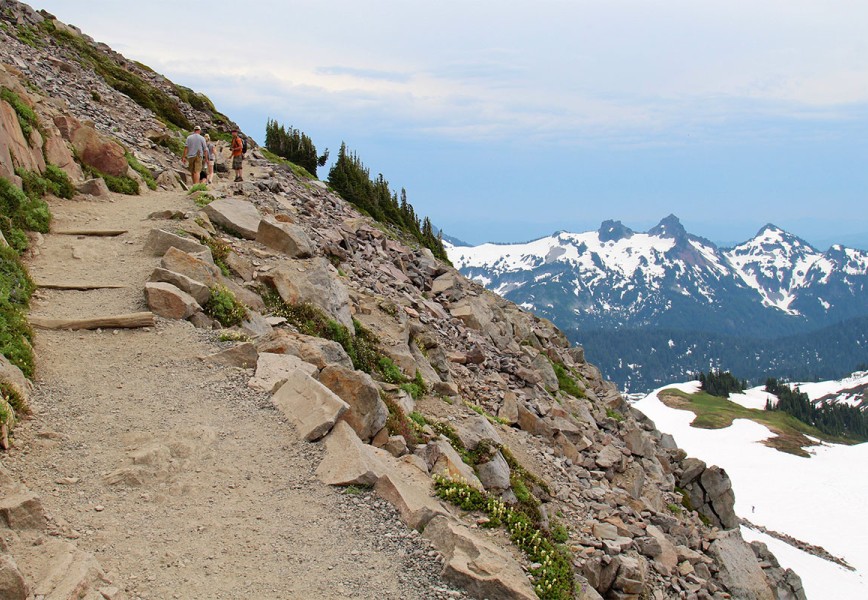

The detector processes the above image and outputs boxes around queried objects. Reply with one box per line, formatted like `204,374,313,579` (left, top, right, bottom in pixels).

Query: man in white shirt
181,126,209,185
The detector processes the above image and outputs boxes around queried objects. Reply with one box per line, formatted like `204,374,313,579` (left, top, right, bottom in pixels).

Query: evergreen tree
327,142,451,262
264,118,329,177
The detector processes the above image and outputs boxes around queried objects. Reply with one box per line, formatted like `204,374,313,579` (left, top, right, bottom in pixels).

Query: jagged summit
597,219,634,242
648,213,687,240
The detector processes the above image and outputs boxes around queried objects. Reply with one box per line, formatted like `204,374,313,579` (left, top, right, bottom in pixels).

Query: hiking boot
234,176,242,182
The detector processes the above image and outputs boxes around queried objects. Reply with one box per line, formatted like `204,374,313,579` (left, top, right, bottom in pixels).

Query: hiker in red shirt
231,130,244,182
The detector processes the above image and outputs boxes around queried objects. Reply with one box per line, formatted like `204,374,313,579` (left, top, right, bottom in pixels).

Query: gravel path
3,178,469,600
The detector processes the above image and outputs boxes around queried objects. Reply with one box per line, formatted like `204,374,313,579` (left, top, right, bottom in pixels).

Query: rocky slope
0,2,806,599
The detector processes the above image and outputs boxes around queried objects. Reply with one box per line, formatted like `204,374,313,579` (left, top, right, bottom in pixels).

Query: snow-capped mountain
448,216,868,390
448,215,868,338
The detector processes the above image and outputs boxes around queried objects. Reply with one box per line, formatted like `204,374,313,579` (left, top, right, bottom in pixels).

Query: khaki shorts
187,155,203,177
232,155,243,170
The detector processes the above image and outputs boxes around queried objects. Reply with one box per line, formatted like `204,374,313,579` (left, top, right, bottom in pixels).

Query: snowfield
634,383,867,600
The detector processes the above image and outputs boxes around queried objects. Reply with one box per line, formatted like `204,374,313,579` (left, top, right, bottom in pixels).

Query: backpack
241,136,248,155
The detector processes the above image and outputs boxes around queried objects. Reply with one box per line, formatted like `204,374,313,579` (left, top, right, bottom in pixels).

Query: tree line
264,119,329,178
696,370,746,397
765,378,868,441
326,142,449,262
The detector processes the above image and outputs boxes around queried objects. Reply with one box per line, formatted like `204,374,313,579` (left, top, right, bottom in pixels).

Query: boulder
148,268,210,305
0,490,44,529
316,421,385,486
261,258,353,330
248,353,317,392
417,439,484,491
144,282,200,319
0,97,44,177
373,460,449,531
144,229,210,257
202,198,261,239
423,515,538,600
76,178,110,197
256,218,314,258
271,370,349,441
70,123,127,176
454,415,502,451
708,530,775,600
319,365,387,442
595,444,624,469
256,330,353,370
161,247,220,286
475,451,511,491
204,342,258,369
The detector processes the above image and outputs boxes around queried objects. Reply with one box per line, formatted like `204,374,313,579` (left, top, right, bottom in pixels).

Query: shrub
187,183,208,195
43,165,75,199
378,356,405,384
101,172,139,195
399,369,427,400
204,285,247,327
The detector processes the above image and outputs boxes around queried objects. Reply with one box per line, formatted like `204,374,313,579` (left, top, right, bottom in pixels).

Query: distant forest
765,378,868,441
574,315,868,392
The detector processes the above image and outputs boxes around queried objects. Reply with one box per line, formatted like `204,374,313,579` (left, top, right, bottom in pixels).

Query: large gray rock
475,450,511,492
319,365,387,442
261,258,353,330
454,415,502,451
161,246,220,286
248,352,317,392
202,197,261,239
423,515,538,600
271,370,349,441
416,439,484,491
708,530,775,600
144,228,210,257
256,218,314,258
256,330,353,370
316,420,385,486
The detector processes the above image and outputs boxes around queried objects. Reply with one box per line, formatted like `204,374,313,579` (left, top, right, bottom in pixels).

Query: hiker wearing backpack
231,129,244,182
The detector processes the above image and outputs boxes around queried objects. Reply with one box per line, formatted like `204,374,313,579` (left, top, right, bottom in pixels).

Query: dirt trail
2,170,465,600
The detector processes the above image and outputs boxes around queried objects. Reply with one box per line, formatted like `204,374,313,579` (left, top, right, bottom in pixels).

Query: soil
1,166,469,600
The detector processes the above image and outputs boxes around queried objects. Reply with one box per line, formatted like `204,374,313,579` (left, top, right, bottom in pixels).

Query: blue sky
35,0,868,249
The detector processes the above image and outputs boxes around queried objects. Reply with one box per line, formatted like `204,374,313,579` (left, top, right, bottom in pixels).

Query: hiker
204,133,216,184
231,129,244,182
181,125,209,185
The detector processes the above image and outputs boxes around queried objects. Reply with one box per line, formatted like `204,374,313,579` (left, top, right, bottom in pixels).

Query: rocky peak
597,219,634,243
648,213,688,241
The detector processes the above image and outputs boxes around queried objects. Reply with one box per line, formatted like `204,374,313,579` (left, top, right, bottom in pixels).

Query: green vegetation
765,378,867,441
263,293,381,375
12,23,43,48
552,361,585,399
327,143,450,263
192,192,215,207
218,330,250,342
605,408,624,422
187,183,208,195
43,165,75,199
158,135,185,156
264,119,328,178
1,175,50,253
201,237,231,276
433,475,575,600
1,87,38,138
399,369,427,400
658,387,856,456
383,396,420,450
0,244,35,379
697,370,746,398
126,153,157,190
204,285,247,327
40,20,193,130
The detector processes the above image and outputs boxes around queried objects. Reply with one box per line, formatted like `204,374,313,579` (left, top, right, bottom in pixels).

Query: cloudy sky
34,1,868,248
